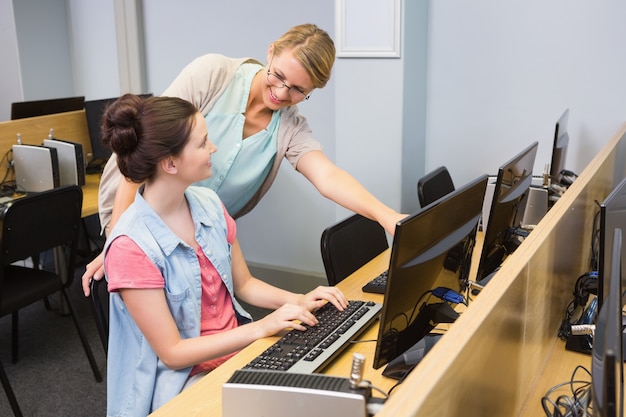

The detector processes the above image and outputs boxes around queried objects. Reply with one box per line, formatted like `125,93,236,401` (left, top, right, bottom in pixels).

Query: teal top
194,63,279,216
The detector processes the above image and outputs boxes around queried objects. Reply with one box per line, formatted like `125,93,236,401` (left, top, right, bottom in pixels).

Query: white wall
0,0,22,119
426,1,626,186
66,0,120,100
12,0,74,101
0,0,121,121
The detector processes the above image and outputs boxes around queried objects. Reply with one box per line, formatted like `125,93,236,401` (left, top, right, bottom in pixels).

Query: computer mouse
382,333,443,380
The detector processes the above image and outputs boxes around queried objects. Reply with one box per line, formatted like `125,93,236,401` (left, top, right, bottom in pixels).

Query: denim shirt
103,185,251,417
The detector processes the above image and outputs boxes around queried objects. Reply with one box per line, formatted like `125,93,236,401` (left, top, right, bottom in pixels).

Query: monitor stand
396,302,459,354
565,334,593,355
384,303,458,380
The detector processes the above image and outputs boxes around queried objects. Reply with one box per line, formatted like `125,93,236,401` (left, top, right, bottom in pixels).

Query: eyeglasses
266,59,312,101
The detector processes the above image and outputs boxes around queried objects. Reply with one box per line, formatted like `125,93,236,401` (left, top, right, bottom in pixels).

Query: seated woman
101,94,348,416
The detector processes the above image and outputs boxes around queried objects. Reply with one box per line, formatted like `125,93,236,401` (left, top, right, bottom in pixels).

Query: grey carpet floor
0,267,107,417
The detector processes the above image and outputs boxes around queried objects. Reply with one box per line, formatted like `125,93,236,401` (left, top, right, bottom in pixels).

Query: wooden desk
519,340,593,416
149,250,395,416
81,173,100,218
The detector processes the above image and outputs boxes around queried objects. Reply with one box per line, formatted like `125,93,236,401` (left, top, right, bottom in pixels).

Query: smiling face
173,112,217,184
262,47,315,109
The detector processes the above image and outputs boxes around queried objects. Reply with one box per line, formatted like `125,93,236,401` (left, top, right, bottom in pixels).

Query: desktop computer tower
521,186,549,227
12,144,60,192
481,176,548,231
223,370,368,417
43,138,86,186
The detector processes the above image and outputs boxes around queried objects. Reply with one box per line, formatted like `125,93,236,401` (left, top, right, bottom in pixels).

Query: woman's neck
143,180,198,248
142,179,188,219
246,70,273,116
243,70,273,139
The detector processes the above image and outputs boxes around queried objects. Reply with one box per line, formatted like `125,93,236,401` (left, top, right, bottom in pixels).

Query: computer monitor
84,94,152,171
10,96,85,120
550,108,570,184
591,227,624,417
84,97,116,165
476,142,539,283
372,174,488,370
598,176,626,310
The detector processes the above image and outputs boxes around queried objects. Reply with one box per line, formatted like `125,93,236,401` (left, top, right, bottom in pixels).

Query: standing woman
102,94,348,416
83,23,405,293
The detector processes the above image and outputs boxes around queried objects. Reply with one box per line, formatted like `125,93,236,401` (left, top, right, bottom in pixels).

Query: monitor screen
598,176,626,310
591,227,624,417
10,96,85,120
550,108,570,182
84,97,117,163
372,174,488,370
476,142,539,282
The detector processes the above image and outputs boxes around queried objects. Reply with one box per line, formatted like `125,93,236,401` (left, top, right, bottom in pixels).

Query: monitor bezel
598,176,626,310
591,227,624,417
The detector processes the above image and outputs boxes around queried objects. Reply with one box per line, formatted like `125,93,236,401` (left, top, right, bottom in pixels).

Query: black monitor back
11,96,85,120
372,174,488,369
550,108,570,181
477,142,538,281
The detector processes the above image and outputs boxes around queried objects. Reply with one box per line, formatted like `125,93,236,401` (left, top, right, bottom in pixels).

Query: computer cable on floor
541,365,591,417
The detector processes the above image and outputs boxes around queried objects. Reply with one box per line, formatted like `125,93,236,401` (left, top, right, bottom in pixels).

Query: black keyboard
362,270,388,294
243,300,381,374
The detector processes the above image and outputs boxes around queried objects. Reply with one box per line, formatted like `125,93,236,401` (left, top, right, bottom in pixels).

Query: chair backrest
320,214,389,286
90,278,109,354
417,166,455,207
0,185,82,273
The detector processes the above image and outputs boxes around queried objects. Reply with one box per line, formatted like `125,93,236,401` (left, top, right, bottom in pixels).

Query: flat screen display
372,175,488,369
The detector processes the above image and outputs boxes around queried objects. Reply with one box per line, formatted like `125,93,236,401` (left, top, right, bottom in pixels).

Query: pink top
106,208,240,375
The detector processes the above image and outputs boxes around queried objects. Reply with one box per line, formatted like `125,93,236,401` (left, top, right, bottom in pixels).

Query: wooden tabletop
81,173,100,218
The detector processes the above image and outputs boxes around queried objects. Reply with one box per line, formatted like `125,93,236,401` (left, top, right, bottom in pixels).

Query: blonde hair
272,24,335,89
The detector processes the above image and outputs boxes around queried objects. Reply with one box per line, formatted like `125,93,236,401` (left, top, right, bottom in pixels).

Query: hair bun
102,94,144,156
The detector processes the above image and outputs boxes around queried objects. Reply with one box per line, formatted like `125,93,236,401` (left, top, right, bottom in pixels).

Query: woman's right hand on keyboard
298,286,349,313
257,303,319,335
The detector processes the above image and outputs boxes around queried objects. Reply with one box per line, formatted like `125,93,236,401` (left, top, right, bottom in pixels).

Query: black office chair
418,167,468,284
320,214,389,286
89,277,109,355
0,185,102,417
417,166,455,207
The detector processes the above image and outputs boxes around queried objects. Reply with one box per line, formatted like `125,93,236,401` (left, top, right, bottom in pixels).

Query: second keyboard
362,270,388,294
